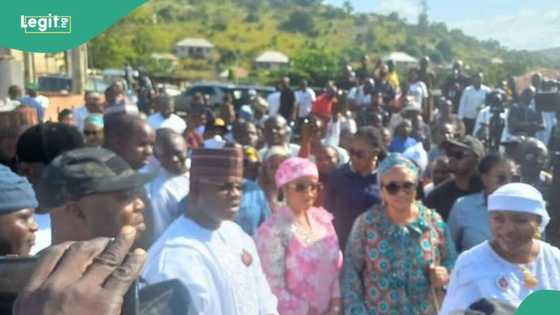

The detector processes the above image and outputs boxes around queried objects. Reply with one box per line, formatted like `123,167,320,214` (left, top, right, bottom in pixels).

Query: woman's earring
534,229,542,240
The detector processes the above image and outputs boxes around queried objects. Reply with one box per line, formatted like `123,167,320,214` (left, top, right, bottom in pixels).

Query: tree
343,1,353,15
280,11,316,35
89,32,136,69
291,49,341,86
418,0,429,32
436,39,454,62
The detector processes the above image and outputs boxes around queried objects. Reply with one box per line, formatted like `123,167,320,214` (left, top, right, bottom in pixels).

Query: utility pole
69,44,88,94
23,52,36,85
418,0,429,31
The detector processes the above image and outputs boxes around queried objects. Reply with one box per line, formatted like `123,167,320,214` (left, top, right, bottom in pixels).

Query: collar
348,162,377,176
372,203,432,238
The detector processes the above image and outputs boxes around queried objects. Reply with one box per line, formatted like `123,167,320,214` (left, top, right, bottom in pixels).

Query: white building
254,51,289,70
175,38,214,59
382,51,419,69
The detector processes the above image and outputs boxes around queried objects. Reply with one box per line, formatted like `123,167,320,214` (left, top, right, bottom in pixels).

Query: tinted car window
186,86,215,96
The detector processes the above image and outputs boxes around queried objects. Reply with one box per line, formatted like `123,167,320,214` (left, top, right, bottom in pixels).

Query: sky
325,0,560,51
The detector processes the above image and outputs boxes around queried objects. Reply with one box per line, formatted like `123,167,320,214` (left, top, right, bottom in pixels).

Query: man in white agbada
147,94,187,134
142,147,278,315
73,91,104,131
440,183,560,315
146,129,190,242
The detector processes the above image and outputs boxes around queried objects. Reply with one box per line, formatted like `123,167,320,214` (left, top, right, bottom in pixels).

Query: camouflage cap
36,147,155,210
443,135,486,158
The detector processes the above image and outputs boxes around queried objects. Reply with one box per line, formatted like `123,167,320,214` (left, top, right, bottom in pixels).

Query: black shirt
508,104,543,137
279,88,295,122
424,176,483,221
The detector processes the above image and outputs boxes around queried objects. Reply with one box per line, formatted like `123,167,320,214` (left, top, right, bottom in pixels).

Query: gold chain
519,264,538,288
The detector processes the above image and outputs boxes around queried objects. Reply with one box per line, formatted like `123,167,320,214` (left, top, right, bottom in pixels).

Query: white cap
488,183,549,231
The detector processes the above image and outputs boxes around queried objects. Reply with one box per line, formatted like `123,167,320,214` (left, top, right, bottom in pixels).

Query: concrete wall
0,59,24,100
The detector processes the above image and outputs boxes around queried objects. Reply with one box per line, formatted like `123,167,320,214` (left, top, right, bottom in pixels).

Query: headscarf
85,114,104,128
275,157,318,188
239,105,254,122
488,183,549,231
378,153,420,182
243,146,260,163
0,165,38,213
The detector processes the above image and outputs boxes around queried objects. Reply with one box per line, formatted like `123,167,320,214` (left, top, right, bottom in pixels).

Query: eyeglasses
382,181,416,195
289,182,322,193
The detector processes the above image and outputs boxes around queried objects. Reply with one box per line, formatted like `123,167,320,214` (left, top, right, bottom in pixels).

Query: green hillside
88,0,552,86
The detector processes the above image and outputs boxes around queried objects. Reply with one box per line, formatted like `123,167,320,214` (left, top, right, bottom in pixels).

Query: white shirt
148,113,187,134
104,103,139,115
295,88,316,118
259,143,301,159
0,99,20,112
148,166,190,242
73,106,90,131
266,92,281,116
458,85,491,119
142,216,278,315
440,240,560,315
347,85,371,108
30,213,51,255
472,106,510,142
324,118,341,147
536,111,557,145
407,81,428,108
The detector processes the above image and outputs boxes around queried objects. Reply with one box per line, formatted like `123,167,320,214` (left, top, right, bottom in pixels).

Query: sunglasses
383,181,416,195
84,130,101,136
447,150,468,160
350,148,378,160
496,174,520,185
289,182,322,193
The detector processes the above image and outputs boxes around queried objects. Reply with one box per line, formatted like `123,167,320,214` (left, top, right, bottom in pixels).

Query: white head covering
488,183,550,231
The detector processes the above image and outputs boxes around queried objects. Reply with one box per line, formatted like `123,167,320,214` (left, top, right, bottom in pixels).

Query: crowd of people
1,56,560,315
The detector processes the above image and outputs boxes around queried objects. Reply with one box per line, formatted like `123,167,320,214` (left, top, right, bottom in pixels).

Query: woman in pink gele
255,157,342,315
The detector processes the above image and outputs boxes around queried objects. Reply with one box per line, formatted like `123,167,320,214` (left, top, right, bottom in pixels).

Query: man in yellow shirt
386,60,401,92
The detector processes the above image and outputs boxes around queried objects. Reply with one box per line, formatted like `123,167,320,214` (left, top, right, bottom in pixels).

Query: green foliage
87,0,555,85
280,11,316,35
291,49,341,86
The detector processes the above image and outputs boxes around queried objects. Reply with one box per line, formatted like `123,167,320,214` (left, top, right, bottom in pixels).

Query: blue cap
0,165,38,214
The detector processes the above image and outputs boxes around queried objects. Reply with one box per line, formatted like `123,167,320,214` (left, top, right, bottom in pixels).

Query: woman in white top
440,183,560,315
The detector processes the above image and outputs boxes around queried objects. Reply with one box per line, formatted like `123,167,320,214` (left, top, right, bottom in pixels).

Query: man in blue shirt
325,127,382,248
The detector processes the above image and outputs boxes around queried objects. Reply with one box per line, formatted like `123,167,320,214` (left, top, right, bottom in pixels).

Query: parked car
176,82,275,112
38,75,72,92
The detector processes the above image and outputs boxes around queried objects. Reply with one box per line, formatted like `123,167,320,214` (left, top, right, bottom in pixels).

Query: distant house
254,51,289,70
151,53,179,69
175,38,214,59
382,52,419,68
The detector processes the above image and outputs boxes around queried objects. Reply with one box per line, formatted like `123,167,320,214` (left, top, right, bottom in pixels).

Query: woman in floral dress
342,153,457,315
256,157,342,315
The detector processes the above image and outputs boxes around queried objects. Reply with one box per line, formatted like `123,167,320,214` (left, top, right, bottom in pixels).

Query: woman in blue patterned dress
342,153,457,315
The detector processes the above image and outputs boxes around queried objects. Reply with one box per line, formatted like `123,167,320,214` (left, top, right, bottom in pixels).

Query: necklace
518,264,538,288
490,241,539,289
292,222,315,244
